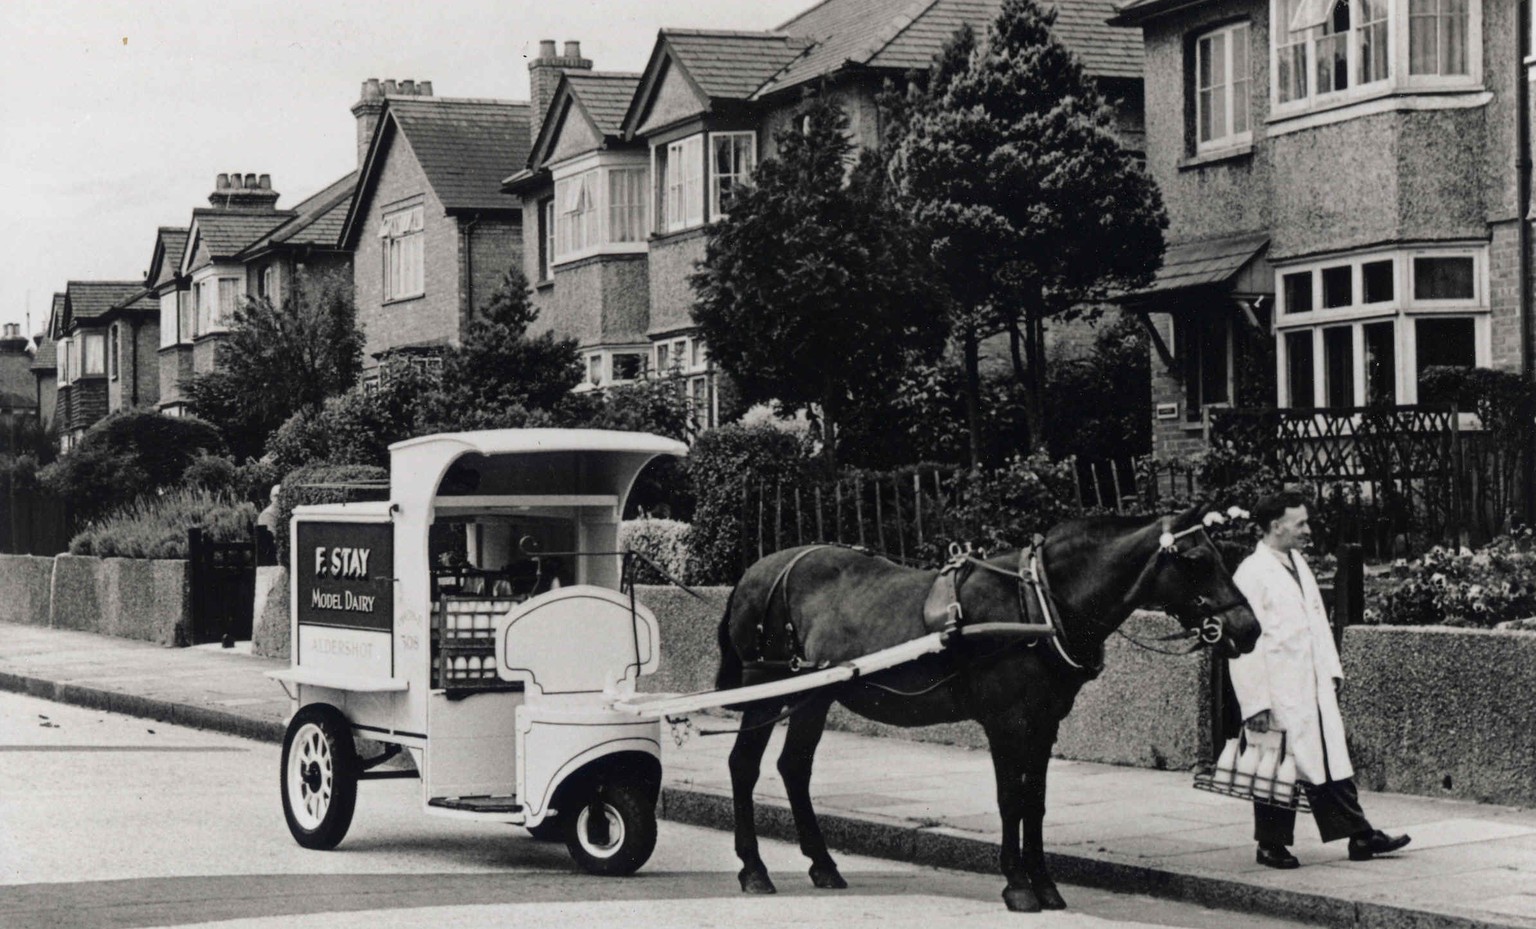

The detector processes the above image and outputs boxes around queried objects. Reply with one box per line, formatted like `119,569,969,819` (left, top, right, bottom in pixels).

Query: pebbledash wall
9,551,1530,807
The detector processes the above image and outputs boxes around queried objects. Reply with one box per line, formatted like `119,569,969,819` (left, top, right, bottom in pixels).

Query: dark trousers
1254,777,1373,846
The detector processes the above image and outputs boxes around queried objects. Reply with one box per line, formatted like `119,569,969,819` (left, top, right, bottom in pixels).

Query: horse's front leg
1019,723,1066,910
983,717,1039,912
777,696,846,889
729,703,782,894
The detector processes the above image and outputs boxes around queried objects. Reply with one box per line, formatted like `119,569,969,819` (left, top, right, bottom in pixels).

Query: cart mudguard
517,705,661,826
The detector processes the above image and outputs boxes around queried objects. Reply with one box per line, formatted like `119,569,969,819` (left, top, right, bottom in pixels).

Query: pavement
1,622,1533,929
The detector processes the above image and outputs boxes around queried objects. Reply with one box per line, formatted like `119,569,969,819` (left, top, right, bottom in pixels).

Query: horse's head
1136,506,1260,659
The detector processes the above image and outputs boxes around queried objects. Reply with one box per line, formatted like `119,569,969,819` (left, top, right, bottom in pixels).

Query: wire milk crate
1193,729,1312,812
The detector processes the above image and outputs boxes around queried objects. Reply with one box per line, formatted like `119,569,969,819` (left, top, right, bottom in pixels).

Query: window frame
81,331,106,377
659,134,705,233
381,204,426,303
709,131,758,219
537,196,554,282
1269,0,1483,117
109,324,119,381
1274,245,1490,407
1195,22,1254,153
550,157,650,266
57,336,71,386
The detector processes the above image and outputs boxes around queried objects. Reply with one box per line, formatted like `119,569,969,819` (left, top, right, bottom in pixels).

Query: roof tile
388,97,530,211
663,30,810,100
565,72,643,137
65,281,145,324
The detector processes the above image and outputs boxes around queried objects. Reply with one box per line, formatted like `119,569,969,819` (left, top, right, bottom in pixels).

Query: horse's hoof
810,864,847,889
1032,883,1067,910
739,869,777,894
1002,886,1042,913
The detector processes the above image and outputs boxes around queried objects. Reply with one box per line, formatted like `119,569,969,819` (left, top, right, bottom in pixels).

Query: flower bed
1363,529,1536,628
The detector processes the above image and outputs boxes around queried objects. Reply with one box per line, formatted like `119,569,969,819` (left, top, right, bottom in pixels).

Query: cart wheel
525,816,563,842
564,782,656,876
280,704,359,850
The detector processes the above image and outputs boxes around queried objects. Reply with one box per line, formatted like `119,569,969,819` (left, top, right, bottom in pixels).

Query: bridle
1149,518,1250,649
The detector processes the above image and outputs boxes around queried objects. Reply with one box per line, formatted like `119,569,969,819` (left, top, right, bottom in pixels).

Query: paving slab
0,620,1533,929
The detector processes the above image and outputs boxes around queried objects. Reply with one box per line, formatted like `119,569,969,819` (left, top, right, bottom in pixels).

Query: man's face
1267,505,1312,553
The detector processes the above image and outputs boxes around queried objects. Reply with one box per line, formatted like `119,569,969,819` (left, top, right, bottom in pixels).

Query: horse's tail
714,584,744,692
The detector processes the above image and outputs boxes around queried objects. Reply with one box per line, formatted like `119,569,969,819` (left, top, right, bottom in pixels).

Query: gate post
1332,543,1364,652
187,527,204,646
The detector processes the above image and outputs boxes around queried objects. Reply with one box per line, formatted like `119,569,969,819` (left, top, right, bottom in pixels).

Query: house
29,297,61,429
0,323,36,421
507,0,1145,430
159,167,359,416
339,79,532,381
53,281,147,449
1109,0,1520,459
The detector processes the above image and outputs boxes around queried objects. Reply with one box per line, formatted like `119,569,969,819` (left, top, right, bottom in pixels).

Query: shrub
620,518,692,585
182,453,238,493
686,422,814,584
38,411,225,522
266,365,438,474
939,453,1082,555
68,489,256,559
1366,529,1536,628
273,463,390,563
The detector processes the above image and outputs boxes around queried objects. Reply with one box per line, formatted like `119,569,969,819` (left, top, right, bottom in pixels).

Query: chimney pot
364,77,381,99
245,173,257,189
418,80,433,96
216,172,230,189
383,79,398,95
259,173,271,189
400,79,416,95
539,39,557,59
564,40,581,58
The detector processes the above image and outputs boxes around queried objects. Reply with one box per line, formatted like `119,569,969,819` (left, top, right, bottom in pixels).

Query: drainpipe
461,213,481,331
1519,0,1534,521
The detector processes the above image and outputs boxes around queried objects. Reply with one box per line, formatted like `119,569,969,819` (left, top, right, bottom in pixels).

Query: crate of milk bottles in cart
1193,729,1311,812
432,597,517,689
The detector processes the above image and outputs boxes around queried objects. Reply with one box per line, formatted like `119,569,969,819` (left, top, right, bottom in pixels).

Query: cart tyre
280,704,359,850
525,817,564,842
563,781,656,876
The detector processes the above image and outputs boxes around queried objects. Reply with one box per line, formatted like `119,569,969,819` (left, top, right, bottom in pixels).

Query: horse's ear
1171,502,1207,531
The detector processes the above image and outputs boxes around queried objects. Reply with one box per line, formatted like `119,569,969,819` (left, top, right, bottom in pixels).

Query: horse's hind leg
729,702,782,894
777,696,845,889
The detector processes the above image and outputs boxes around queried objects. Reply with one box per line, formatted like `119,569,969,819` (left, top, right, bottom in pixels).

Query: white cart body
269,429,686,829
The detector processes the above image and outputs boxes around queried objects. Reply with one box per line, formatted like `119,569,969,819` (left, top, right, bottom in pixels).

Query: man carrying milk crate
1230,491,1412,870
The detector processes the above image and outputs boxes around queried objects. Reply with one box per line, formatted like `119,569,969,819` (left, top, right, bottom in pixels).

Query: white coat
1229,542,1353,785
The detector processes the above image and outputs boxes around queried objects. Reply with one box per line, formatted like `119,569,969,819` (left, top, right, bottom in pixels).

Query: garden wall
0,553,189,646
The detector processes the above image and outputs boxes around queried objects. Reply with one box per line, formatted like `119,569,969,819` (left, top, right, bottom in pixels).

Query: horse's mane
1049,513,1162,546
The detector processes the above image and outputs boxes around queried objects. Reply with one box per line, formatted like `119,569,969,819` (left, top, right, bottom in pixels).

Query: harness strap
749,545,842,673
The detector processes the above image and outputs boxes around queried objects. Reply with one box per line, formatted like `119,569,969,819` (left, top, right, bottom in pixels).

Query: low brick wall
0,556,54,627
49,555,104,633
49,556,188,646
1342,625,1536,807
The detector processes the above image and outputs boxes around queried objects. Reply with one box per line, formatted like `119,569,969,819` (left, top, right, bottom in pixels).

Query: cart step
427,796,523,814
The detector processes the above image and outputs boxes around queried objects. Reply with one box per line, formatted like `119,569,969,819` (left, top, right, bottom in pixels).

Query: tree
38,410,225,522
691,93,945,466
888,0,1167,464
414,267,583,433
184,268,364,461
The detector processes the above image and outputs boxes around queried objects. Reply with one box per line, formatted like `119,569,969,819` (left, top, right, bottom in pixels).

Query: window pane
1415,317,1476,372
1362,259,1394,302
1444,10,1467,74
1410,5,1438,75
587,355,603,386
613,353,643,381
1283,271,1313,313
1199,90,1215,142
1316,31,1348,93
84,333,105,375
1203,322,1229,405
1321,265,1353,308
1364,321,1396,404
1286,330,1316,407
1323,325,1354,407
1413,256,1474,300
1232,77,1250,134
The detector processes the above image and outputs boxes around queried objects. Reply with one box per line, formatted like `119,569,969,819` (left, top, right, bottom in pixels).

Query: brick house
53,281,145,449
30,295,62,430
1109,0,1522,460
338,79,531,380
504,0,1145,430
147,227,192,415
504,45,653,400
99,287,161,415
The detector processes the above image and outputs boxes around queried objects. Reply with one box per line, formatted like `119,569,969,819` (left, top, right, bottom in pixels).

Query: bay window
1275,247,1487,409
661,135,704,232
1272,0,1479,111
551,163,649,264
609,168,646,243
381,205,425,301
556,172,598,256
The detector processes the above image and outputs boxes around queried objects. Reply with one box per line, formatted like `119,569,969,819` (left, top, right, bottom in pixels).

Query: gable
549,98,605,164
635,57,710,137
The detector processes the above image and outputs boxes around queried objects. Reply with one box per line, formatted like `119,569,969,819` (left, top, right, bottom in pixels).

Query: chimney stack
528,38,593,142
0,323,29,356
352,77,435,168
208,172,281,211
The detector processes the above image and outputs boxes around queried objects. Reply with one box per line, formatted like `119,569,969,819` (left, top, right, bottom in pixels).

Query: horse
713,506,1262,913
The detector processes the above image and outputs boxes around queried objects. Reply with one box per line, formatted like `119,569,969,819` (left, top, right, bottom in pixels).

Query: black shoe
1348,831,1411,861
1257,844,1300,869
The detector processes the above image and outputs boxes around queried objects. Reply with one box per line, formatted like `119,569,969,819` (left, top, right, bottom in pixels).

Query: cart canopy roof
389,429,687,459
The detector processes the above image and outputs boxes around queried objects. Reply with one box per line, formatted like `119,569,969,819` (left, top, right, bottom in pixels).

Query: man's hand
1245,710,1273,733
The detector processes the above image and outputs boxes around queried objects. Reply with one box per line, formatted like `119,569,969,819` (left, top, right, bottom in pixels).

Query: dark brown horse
714,508,1261,912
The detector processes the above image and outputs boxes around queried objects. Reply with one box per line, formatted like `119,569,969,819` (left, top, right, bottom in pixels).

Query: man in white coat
1230,492,1411,869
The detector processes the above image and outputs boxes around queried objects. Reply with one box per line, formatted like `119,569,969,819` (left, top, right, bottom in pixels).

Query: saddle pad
922,571,959,633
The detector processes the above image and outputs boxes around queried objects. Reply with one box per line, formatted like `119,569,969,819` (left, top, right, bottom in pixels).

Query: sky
0,0,814,340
